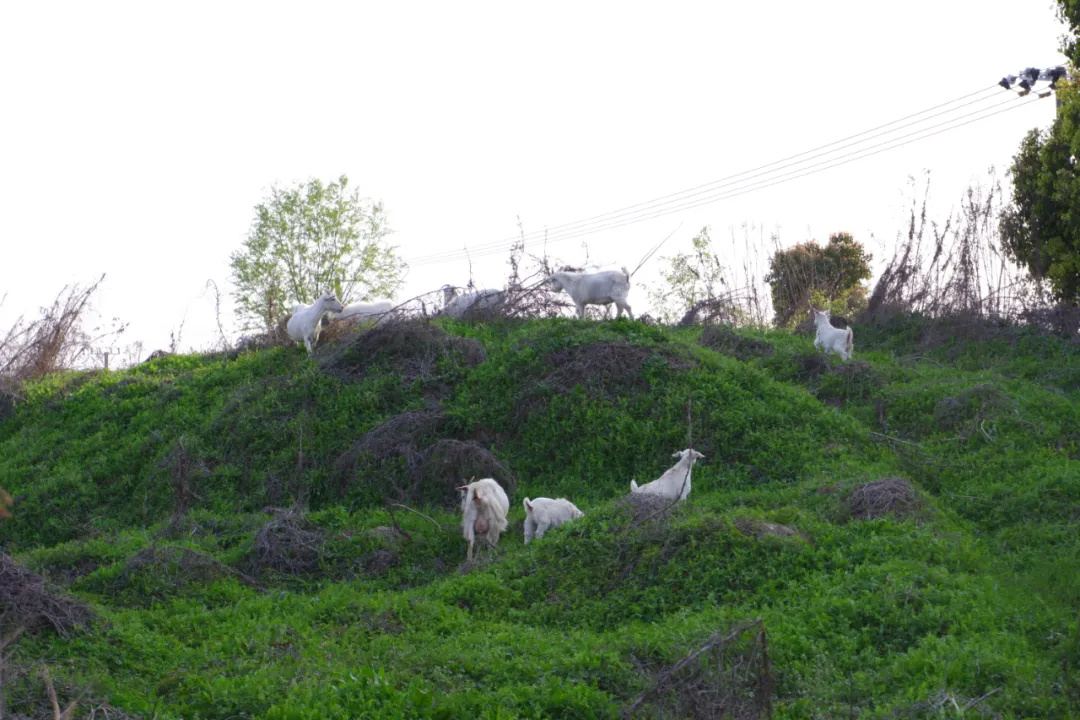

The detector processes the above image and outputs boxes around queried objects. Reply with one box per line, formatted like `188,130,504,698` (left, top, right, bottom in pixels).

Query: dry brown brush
0,276,125,384
625,619,773,720
847,477,921,521
0,553,92,636
320,319,485,384
862,172,1056,342
249,508,327,576
699,326,774,360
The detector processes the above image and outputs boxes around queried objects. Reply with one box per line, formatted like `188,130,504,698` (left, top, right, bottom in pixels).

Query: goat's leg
304,337,314,354
466,538,474,562
576,303,586,319
534,520,550,541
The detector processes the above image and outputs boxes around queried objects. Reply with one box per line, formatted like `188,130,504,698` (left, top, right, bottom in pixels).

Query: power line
409,90,1045,267
487,93,1042,255
414,91,1014,265
405,83,1007,265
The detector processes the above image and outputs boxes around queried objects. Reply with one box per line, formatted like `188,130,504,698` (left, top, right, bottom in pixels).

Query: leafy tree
648,227,728,324
765,232,872,328
230,175,404,331
998,1,1080,303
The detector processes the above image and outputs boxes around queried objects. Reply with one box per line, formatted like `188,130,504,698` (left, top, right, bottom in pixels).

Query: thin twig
387,504,444,531
624,619,764,717
963,687,1002,710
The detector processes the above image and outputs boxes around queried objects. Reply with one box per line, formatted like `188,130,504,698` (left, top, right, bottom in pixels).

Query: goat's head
442,285,458,306
546,274,566,292
319,291,344,313
811,307,830,322
671,448,705,462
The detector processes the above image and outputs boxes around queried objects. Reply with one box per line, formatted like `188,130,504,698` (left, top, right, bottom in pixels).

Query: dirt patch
541,342,694,396
0,552,93,635
249,508,327,576
734,517,811,544
847,477,921,521
699,326,774,361
319,319,486,384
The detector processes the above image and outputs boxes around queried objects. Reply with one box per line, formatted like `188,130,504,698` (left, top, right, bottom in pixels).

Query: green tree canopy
230,175,404,331
764,232,872,328
648,226,729,324
999,1,1080,303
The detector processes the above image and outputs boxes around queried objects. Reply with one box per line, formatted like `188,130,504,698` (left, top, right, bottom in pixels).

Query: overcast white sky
0,1,1069,361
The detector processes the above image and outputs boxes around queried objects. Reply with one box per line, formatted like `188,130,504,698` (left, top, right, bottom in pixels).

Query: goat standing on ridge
811,308,853,361
458,477,510,561
441,285,504,319
336,299,395,326
547,267,633,320
629,448,704,502
286,291,344,354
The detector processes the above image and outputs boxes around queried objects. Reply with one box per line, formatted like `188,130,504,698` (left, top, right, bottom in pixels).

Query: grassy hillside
0,317,1078,718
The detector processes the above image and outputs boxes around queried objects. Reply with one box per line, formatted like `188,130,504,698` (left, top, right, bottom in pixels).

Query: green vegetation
230,173,403,333
1,316,1079,718
765,232,873,328
999,1,1080,303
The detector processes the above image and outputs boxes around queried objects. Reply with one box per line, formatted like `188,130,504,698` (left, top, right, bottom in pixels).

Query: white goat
337,299,395,326
812,308,854,361
547,267,633,320
522,497,584,544
458,477,510,561
629,448,705,502
286,291,344,354
441,285,504,319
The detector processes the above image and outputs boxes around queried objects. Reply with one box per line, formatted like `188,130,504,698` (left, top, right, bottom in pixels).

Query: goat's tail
629,479,639,492
621,266,631,283
845,326,854,353
523,497,532,514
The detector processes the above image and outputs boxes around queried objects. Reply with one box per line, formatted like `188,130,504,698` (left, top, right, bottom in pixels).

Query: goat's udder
474,516,490,534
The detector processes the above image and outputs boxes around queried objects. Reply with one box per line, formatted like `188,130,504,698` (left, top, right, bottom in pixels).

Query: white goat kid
522,497,584,544
812,308,854,361
458,477,510,561
337,299,395,326
547,267,633,320
629,448,705,502
441,285,504,319
286,291,344,354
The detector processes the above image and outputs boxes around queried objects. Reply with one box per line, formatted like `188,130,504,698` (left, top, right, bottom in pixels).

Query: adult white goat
441,285,504,319
458,477,510,561
811,308,854,361
337,299,396,326
286,291,344,354
547,267,633,320
629,448,705,502
522,497,584,544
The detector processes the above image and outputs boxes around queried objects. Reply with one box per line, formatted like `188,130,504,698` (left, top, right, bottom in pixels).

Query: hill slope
1,317,1078,718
